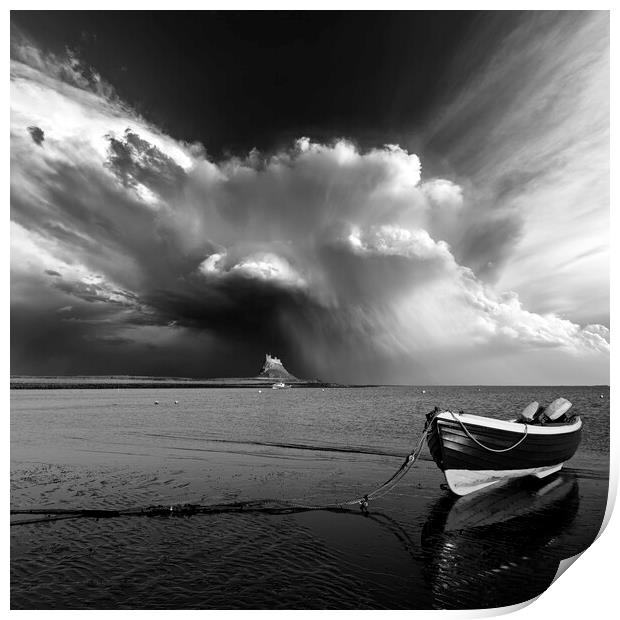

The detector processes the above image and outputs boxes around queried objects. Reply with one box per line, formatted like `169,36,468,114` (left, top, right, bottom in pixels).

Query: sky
10,11,609,384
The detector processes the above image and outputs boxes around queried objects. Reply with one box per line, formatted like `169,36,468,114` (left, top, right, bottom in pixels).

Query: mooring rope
349,424,430,503
11,421,433,526
448,410,528,453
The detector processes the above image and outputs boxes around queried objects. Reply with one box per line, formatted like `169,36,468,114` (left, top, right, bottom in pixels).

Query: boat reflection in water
421,474,580,609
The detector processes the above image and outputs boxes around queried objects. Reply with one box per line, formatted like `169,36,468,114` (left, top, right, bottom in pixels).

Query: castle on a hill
258,353,298,380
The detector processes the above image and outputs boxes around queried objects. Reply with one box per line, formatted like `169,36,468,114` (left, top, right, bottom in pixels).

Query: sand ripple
11,511,421,609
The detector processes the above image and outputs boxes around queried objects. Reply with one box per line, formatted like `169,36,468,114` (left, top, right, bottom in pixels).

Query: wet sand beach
11,386,609,609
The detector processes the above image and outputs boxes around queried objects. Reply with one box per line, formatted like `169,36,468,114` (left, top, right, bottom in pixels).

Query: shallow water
11,386,609,609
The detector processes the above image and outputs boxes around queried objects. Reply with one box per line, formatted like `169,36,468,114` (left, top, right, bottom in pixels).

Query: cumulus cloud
199,251,307,289
421,179,463,210
9,38,609,383
346,225,453,263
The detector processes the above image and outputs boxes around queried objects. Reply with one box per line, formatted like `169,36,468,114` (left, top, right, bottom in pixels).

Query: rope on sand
11,423,432,527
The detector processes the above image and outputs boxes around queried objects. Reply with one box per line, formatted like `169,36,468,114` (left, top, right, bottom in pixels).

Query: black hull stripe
440,434,581,468
441,430,576,450
440,433,580,455
441,445,578,470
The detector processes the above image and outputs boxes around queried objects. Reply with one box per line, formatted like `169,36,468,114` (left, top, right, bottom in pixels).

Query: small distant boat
426,399,582,496
271,382,291,390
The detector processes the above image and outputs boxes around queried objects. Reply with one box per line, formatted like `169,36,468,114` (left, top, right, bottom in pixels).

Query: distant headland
10,354,343,389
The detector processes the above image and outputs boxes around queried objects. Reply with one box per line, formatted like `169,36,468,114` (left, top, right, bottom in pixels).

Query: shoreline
10,377,610,390
10,377,346,390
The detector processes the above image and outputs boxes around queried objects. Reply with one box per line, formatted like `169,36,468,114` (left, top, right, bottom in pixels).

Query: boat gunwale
434,411,582,436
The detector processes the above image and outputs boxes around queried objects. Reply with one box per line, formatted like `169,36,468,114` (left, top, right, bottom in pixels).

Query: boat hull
427,412,582,496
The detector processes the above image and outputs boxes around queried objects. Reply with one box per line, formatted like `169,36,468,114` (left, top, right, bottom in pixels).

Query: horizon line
9,374,610,388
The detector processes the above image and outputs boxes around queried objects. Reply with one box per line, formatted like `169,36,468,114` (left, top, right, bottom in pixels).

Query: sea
10,385,610,609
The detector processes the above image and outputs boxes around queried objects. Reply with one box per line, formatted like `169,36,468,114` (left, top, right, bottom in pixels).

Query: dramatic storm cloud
417,11,610,327
10,16,609,384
